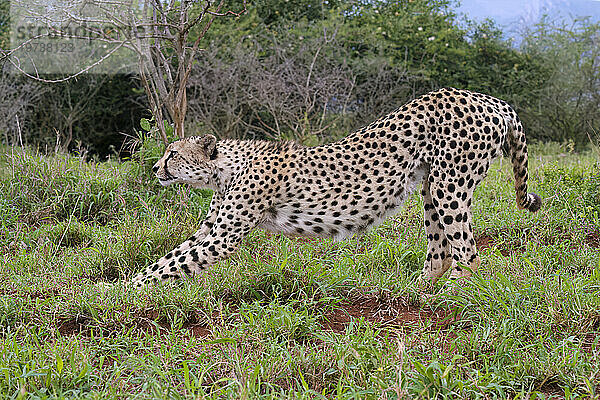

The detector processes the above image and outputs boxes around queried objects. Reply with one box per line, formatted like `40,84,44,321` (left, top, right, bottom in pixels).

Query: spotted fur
132,88,541,287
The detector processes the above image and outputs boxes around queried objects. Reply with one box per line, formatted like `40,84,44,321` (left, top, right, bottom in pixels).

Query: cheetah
132,88,541,287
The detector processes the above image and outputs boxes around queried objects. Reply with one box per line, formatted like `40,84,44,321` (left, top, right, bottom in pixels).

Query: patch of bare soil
187,325,211,337
131,310,171,335
28,289,61,300
0,288,60,299
538,382,565,399
56,294,457,340
19,207,55,227
581,332,598,353
476,225,599,256
476,234,516,256
56,309,213,338
58,315,91,336
162,311,213,338
321,294,457,334
584,228,600,248
82,266,122,283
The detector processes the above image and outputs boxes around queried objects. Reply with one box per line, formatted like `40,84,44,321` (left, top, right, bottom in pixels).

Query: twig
16,114,24,151
7,41,127,83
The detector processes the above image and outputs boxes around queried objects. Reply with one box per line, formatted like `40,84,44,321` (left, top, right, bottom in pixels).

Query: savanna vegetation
1,0,599,398
0,142,599,398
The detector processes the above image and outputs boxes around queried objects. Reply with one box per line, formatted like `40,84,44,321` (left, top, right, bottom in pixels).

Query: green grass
0,142,599,399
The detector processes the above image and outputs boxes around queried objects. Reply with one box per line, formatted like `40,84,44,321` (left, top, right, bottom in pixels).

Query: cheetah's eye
164,150,178,167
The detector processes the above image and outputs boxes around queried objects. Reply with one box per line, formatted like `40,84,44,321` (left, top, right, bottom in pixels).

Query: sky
454,0,600,39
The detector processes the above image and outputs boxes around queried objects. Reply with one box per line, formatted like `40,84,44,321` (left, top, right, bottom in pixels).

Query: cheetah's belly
257,163,428,241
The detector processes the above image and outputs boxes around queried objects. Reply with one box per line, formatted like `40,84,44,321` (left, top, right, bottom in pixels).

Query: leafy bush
188,0,556,144
520,17,600,146
22,75,148,156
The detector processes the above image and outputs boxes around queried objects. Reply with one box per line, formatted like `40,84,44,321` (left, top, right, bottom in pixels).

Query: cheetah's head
152,135,219,189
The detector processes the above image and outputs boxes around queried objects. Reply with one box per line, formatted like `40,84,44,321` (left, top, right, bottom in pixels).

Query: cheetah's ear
198,134,218,160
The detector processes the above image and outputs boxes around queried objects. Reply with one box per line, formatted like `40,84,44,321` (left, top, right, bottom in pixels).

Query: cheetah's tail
506,114,542,213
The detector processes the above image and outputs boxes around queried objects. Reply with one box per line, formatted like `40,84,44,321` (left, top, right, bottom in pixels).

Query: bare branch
7,41,127,83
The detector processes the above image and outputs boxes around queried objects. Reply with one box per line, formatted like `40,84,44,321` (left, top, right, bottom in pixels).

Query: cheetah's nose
152,164,159,173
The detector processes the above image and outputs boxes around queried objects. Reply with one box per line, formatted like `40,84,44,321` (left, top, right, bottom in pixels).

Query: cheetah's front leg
146,192,223,274
131,187,264,287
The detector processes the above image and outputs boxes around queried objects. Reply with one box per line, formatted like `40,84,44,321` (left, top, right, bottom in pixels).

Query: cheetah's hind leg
420,175,453,284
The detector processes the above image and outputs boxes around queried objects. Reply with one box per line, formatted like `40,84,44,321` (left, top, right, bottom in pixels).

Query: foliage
187,26,356,143
0,0,9,51
22,74,147,157
0,68,46,145
253,0,341,25
190,0,557,143
520,17,600,145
